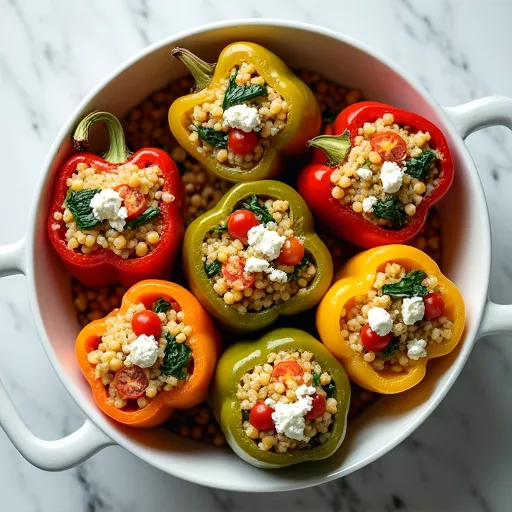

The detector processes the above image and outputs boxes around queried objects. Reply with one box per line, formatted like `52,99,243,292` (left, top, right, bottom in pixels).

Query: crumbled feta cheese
401,296,425,325
368,307,393,336
126,334,158,368
223,104,261,132
264,394,313,442
247,225,285,261
362,196,378,213
90,188,128,231
296,385,316,398
244,256,270,274
407,338,428,360
356,168,373,180
380,161,404,193
268,269,288,283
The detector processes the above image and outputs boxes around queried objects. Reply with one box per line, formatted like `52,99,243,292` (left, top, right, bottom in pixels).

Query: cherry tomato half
249,401,275,431
277,237,305,266
305,393,326,420
228,129,260,155
113,366,148,399
115,184,147,220
132,310,162,339
370,131,407,163
424,292,445,320
271,360,304,379
361,324,392,352
227,209,259,243
221,256,256,291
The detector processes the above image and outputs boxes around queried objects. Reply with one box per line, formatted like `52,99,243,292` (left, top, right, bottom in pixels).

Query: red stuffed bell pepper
47,112,184,287
298,101,454,248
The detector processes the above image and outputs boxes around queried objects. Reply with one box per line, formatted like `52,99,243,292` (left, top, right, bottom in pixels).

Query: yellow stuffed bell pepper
169,42,321,183
316,245,465,394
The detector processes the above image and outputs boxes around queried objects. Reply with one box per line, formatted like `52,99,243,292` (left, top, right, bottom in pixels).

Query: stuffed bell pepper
48,112,184,288
182,180,333,332
210,328,350,468
316,245,465,393
76,280,220,427
298,101,454,248
169,42,321,182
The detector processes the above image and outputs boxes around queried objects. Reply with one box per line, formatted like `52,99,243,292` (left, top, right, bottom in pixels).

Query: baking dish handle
444,96,512,338
0,237,114,470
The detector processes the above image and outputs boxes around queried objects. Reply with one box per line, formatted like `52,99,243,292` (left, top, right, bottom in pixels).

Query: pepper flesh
316,245,465,394
47,112,184,288
182,180,333,332
169,42,321,183
210,328,351,469
75,280,221,427
298,101,454,248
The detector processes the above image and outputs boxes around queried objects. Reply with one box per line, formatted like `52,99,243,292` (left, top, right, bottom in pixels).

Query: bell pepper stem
73,111,131,164
171,47,216,91
307,130,351,165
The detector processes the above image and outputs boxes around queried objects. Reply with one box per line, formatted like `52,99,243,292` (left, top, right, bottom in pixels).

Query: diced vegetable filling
330,113,442,229
237,350,338,453
340,262,453,372
188,62,289,169
51,162,175,258
87,298,192,409
201,196,316,312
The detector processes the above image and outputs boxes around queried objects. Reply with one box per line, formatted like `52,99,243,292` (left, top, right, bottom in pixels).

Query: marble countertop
1,1,512,511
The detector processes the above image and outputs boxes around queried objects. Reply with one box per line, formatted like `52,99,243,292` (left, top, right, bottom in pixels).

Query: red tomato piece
132,310,162,339
228,129,260,155
271,361,304,379
221,256,256,291
249,401,275,431
424,292,445,320
277,237,305,266
113,366,148,399
370,131,407,163
115,184,147,220
227,209,259,243
305,393,326,420
361,324,392,352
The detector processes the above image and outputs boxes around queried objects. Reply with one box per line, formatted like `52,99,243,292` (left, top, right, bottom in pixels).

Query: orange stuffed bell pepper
316,245,465,394
76,280,220,427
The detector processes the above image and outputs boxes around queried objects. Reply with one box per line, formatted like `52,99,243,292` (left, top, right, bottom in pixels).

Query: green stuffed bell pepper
182,180,333,333
210,328,351,469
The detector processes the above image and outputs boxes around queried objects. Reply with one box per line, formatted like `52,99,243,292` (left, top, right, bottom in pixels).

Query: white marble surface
1,0,512,510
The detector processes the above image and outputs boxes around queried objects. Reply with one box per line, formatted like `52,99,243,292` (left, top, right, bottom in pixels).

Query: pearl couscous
238,350,338,453
340,262,453,372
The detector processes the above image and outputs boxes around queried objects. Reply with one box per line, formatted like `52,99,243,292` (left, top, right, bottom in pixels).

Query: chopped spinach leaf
152,298,171,314
125,207,161,230
404,150,436,180
381,338,400,359
308,435,321,448
66,188,101,230
204,260,222,278
195,125,228,148
161,332,191,380
287,255,311,281
241,410,250,422
211,224,228,233
312,372,321,386
241,195,274,224
381,270,428,298
323,382,336,395
362,160,372,168
222,66,266,110
373,196,408,228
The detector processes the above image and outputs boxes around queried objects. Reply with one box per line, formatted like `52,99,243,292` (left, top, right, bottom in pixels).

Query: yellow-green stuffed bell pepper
182,180,333,333
210,328,351,469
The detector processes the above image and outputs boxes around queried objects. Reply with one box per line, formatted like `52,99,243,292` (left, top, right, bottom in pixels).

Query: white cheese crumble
126,334,158,368
407,338,428,360
244,256,270,274
223,104,261,133
295,385,316,398
380,161,404,193
356,168,373,180
362,196,378,213
367,307,393,336
90,188,128,231
268,269,288,283
401,296,425,325
265,394,313,442
247,225,285,261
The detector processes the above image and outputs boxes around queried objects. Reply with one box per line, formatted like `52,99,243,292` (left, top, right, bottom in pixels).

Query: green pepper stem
171,47,215,91
73,111,131,164
307,130,352,165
